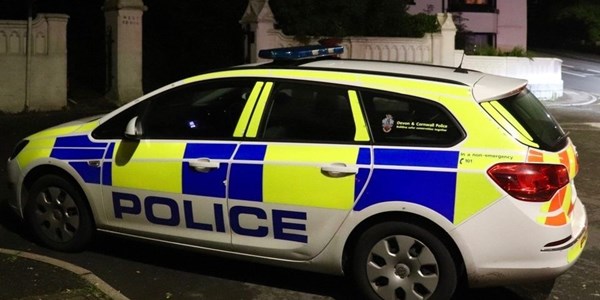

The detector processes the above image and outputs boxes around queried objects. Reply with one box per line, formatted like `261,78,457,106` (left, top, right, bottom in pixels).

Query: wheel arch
22,164,97,229
341,211,466,281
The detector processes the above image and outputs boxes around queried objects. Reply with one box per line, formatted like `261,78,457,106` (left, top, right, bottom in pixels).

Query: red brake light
487,163,569,202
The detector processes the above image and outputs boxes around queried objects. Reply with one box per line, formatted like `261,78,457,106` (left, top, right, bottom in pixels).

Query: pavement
0,87,596,300
0,248,127,300
544,89,598,107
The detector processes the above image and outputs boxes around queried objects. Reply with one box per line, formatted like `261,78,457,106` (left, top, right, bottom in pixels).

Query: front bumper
6,157,24,218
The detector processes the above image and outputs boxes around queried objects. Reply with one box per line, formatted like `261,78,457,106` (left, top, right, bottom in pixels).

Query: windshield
497,89,567,151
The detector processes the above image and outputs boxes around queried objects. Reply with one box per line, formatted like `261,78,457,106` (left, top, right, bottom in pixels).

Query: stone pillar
240,0,276,63
104,0,145,105
437,12,457,67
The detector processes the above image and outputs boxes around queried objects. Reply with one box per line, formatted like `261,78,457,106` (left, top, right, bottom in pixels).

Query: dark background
0,0,247,100
0,0,597,102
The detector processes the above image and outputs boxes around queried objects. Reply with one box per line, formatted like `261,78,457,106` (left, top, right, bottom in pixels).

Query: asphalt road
536,49,600,95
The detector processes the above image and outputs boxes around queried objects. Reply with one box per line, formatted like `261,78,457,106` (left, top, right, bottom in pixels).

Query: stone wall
0,14,68,113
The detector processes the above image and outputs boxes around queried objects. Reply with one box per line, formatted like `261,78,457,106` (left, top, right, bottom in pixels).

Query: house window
465,0,488,4
448,0,496,13
465,33,495,53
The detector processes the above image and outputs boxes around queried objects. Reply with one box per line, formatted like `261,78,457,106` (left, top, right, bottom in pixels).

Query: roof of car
252,58,528,102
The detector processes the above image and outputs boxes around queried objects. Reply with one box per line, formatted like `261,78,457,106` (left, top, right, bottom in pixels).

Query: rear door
227,80,372,260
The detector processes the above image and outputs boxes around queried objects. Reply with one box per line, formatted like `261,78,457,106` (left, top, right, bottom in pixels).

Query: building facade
408,0,527,52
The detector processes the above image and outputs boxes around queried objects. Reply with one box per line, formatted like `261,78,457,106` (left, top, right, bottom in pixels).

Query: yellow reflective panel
543,152,561,164
263,144,358,209
246,82,273,138
481,102,539,148
111,141,185,193
359,75,471,99
567,229,587,263
267,69,360,86
28,124,82,139
183,70,255,84
443,99,524,150
537,199,553,224
562,185,573,217
566,143,578,177
16,138,54,168
348,90,369,142
454,171,503,224
489,101,534,142
74,121,100,133
234,81,264,138
457,149,524,170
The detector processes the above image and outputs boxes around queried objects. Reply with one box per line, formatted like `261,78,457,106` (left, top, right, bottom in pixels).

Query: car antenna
454,52,468,74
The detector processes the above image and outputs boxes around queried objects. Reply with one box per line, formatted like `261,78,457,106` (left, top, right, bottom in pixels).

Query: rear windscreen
497,89,568,151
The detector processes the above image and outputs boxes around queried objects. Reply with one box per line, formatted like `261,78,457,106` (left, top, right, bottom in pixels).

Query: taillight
487,163,569,202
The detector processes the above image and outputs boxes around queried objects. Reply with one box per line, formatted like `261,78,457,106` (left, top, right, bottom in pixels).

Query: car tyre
25,175,94,252
351,221,457,300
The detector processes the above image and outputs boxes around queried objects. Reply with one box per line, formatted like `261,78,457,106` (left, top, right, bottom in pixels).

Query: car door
227,80,372,260
94,79,263,249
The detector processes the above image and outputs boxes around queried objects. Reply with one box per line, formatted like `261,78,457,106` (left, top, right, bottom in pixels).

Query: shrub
270,0,439,41
471,46,532,58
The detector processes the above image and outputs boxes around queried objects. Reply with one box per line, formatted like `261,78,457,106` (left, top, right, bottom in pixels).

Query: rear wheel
351,222,457,300
25,175,94,252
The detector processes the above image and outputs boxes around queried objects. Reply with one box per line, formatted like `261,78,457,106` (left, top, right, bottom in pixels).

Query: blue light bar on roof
258,45,344,60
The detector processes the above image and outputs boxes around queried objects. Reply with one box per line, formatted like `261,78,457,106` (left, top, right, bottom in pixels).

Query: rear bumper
453,196,588,287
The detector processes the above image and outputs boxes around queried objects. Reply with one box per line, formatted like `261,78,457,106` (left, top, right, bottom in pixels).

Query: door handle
189,158,220,173
321,163,358,178
87,160,101,168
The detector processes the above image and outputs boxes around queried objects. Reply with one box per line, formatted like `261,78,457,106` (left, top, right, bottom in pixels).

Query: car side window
260,82,356,142
141,80,255,140
361,90,463,146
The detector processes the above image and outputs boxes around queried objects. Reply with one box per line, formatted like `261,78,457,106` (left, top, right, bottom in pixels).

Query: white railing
457,51,563,100
341,36,434,64
265,30,435,64
257,12,456,66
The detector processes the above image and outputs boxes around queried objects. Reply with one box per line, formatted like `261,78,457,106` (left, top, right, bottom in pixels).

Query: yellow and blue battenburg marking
50,135,109,184
229,144,267,201
182,143,237,198
51,135,461,224
355,148,460,222
102,143,115,185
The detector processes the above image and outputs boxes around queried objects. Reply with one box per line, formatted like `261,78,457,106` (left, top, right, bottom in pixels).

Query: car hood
27,114,104,140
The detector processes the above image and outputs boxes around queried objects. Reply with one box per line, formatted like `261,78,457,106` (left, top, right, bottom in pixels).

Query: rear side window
260,82,356,143
361,90,464,146
496,89,567,151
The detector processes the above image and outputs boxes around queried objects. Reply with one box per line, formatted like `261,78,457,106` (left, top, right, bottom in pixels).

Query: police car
7,45,587,299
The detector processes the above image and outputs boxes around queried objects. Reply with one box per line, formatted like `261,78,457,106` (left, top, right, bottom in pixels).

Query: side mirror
124,117,142,139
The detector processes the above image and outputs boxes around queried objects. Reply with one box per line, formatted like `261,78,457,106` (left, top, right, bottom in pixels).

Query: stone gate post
103,0,146,105
437,12,456,67
240,0,276,63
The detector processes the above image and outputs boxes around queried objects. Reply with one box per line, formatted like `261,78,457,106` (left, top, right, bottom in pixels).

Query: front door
96,79,262,249
228,81,372,260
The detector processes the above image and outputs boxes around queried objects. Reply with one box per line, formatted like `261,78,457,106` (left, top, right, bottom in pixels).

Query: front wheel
350,222,458,300
25,175,94,252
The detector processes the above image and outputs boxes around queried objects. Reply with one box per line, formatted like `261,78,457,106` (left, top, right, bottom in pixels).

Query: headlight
9,140,29,160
